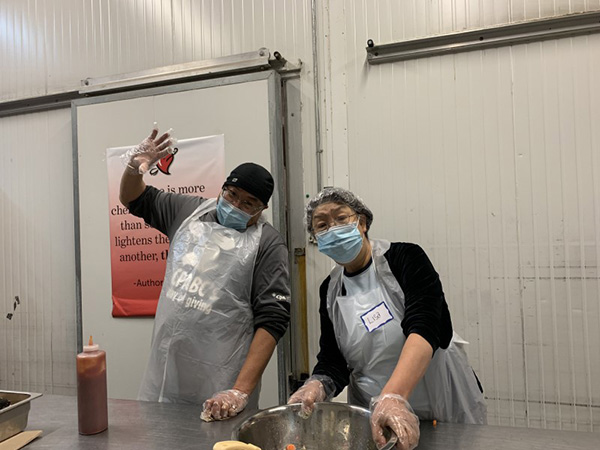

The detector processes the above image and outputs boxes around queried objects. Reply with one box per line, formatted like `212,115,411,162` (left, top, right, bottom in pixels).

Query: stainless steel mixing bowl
234,402,395,450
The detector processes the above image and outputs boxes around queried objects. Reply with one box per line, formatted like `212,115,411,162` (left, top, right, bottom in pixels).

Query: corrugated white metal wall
348,40,600,430
0,0,317,397
0,109,76,394
0,0,314,100
317,0,600,188
320,0,600,431
1,0,599,431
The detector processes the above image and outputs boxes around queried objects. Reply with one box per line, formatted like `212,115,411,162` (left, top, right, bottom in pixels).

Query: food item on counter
212,441,262,450
0,396,11,410
285,445,296,450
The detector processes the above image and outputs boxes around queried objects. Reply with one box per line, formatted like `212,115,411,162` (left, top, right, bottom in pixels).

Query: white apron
138,199,263,407
326,239,487,424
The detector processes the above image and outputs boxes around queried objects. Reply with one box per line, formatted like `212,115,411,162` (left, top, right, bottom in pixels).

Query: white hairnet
305,187,373,234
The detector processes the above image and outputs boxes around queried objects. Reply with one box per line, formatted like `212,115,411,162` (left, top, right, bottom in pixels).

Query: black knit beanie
223,162,274,205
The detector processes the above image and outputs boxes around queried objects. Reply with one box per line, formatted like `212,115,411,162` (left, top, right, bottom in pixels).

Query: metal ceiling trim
0,91,82,119
80,48,273,94
366,11,600,64
0,49,300,118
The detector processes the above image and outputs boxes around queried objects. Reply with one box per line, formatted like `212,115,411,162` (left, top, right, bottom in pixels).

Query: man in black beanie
120,127,290,420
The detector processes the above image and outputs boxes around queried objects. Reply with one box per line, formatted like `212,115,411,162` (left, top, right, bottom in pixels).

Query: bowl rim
232,402,372,441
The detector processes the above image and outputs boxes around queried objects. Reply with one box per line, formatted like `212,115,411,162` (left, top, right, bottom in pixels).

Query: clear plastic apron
326,239,487,424
138,198,263,407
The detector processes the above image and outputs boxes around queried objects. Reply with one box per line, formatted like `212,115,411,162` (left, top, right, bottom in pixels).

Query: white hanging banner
105,135,225,317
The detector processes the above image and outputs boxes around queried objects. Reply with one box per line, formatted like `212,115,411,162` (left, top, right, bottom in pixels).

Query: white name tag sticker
361,302,393,333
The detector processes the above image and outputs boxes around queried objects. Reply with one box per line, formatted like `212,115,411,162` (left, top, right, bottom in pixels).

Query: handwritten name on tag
360,302,393,333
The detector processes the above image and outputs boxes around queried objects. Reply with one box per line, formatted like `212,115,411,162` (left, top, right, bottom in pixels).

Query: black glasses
313,213,358,234
222,187,264,215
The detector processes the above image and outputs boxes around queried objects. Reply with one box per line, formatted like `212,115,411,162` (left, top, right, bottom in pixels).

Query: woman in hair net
288,188,486,450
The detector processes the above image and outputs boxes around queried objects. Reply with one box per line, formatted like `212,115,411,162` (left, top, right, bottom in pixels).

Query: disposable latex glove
287,377,331,419
123,123,175,174
201,389,249,422
370,393,420,450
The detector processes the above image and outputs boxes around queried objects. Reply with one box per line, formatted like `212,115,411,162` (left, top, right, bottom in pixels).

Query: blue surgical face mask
316,221,364,264
216,196,252,231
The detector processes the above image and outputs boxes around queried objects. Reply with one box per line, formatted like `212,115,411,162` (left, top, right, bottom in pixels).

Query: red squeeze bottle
77,336,108,435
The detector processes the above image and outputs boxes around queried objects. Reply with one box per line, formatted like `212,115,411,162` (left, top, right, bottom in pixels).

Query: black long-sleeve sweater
313,242,453,396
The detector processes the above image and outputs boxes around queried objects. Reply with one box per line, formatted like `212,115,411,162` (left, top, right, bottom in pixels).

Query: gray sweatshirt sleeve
127,185,204,239
251,225,291,342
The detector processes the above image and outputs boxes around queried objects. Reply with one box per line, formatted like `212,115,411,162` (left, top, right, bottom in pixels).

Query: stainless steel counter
24,395,599,449
25,395,247,449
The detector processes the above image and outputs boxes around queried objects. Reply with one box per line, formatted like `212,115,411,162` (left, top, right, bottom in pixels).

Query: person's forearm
380,333,433,399
119,170,146,207
233,328,277,395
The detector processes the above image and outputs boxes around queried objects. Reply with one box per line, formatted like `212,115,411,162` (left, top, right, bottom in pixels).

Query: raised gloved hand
123,123,175,175
200,389,249,422
370,393,420,450
287,375,335,419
